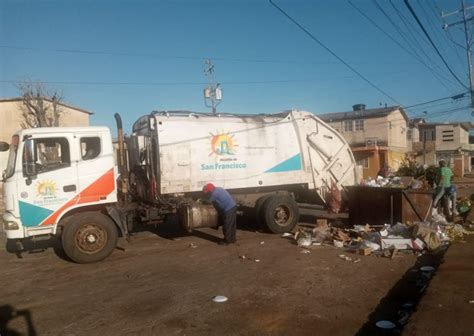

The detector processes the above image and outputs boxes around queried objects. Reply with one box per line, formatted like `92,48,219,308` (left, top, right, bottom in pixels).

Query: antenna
203,59,222,114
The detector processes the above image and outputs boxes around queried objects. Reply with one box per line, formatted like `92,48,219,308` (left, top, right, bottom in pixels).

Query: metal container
347,186,434,226
179,204,219,233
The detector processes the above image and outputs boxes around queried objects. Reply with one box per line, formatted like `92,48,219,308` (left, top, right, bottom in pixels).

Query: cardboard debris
332,228,351,242
358,247,373,256
316,219,328,229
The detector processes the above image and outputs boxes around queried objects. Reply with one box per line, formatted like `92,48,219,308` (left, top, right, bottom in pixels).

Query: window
344,120,353,132
407,129,413,141
356,157,369,168
23,137,70,175
81,137,101,160
441,130,454,142
355,119,364,131
421,129,435,141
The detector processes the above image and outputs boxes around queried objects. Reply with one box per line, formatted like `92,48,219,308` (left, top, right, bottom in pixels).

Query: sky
0,0,472,133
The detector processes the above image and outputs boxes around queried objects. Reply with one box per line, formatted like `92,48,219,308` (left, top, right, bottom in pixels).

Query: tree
17,80,64,128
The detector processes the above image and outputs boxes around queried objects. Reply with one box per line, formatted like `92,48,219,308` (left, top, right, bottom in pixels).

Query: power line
404,0,469,89
268,0,403,105
404,91,468,108
348,0,454,92
0,44,340,66
382,0,458,89
429,0,465,67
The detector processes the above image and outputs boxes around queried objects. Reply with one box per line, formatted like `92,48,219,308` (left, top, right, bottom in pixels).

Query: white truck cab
2,127,117,247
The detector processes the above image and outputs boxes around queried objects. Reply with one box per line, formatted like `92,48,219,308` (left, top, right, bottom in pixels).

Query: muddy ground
0,207,472,336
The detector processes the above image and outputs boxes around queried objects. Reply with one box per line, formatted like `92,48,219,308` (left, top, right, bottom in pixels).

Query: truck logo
36,180,57,197
209,132,238,156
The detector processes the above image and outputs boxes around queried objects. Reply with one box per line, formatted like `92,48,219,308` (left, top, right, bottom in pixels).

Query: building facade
412,122,473,176
319,105,410,179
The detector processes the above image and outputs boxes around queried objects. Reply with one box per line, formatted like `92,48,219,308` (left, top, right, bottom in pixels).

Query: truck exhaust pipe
114,113,129,198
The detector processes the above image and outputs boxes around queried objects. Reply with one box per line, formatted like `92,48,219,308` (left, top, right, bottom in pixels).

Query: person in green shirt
433,159,457,216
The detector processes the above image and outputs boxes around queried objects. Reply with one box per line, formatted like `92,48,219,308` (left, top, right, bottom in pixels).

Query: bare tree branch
16,80,65,128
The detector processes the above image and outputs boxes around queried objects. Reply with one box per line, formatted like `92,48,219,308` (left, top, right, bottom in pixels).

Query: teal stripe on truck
265,153,302,173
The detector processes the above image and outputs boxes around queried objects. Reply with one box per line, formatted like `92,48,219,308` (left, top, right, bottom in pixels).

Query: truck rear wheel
62,212,118,263
261,195,299,233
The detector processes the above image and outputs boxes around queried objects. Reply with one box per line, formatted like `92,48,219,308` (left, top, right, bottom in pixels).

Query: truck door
18,134,78,229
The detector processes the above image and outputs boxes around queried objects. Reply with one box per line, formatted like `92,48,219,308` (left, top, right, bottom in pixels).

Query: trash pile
289,210,473,257
360,175,427,189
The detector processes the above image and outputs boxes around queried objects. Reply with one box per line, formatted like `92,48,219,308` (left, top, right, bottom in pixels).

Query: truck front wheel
261,195,299,233
62,212,118,263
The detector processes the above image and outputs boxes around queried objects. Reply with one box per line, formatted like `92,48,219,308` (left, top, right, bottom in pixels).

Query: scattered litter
212,295,228,303
375,320,396,330
239,255,246,260
468,300,474,304
297,237,312,247
397,310,410,325
260,241,265,245
358,247,373,256
189,243,198,248
353,258,361,264
381,238,413,250
338,254,352,261
420,266,435,273
362,241,381,251
333,240,344,248
312,242,322,246
254,259,261,262
300,249,311,254
281,233,293,238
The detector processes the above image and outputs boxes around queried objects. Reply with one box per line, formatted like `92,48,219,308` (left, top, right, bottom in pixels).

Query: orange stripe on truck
41,169,115,226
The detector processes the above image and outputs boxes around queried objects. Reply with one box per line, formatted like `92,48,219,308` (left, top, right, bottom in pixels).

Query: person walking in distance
202,183,237,245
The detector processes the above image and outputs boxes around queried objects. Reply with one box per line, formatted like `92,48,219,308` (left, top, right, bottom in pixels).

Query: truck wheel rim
75,223,107,254
274,205,292,226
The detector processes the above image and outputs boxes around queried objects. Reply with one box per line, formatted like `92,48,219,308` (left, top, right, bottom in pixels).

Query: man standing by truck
202,183,237,245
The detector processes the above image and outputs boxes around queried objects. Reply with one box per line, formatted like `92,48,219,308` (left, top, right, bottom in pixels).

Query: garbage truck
0,109,357,263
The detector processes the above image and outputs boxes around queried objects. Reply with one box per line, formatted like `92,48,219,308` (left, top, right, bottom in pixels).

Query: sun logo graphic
209,132,238,156
36,180,57,197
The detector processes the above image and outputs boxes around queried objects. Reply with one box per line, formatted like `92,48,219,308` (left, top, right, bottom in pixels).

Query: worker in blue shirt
202,183,237,245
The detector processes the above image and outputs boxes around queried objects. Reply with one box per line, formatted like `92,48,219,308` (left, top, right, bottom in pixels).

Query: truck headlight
3,221,19,230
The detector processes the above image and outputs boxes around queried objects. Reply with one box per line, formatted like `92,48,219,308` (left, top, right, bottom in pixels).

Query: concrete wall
387,110,408,151
435,124,470,151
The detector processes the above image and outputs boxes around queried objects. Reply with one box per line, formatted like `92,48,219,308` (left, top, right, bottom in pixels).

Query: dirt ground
0,206,473,336
0,208,417,336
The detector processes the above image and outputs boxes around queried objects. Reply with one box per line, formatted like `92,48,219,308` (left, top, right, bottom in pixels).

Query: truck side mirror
0,141,9,152
23,139,37,181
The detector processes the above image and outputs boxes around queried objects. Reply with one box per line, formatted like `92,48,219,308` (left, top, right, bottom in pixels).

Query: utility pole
442,0,474,116
203,59,222,114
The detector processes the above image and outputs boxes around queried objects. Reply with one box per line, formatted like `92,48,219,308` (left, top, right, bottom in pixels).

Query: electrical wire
0,44,341,66
404,0,468,89
404,91,467,108
268,0,403,105
348,0,454,92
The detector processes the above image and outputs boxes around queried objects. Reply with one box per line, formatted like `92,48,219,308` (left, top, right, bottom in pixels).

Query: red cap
202,183,215,194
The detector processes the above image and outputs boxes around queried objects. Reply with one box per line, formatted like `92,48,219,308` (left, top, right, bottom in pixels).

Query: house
0,97,93,178
412,122,474,176
319,104,410,179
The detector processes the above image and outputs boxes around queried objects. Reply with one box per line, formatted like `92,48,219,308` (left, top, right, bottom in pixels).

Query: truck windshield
3,135,19,180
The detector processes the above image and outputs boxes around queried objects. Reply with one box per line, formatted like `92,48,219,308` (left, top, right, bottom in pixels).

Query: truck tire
254,195,273,228
261,195,299,233
62,212,118,263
